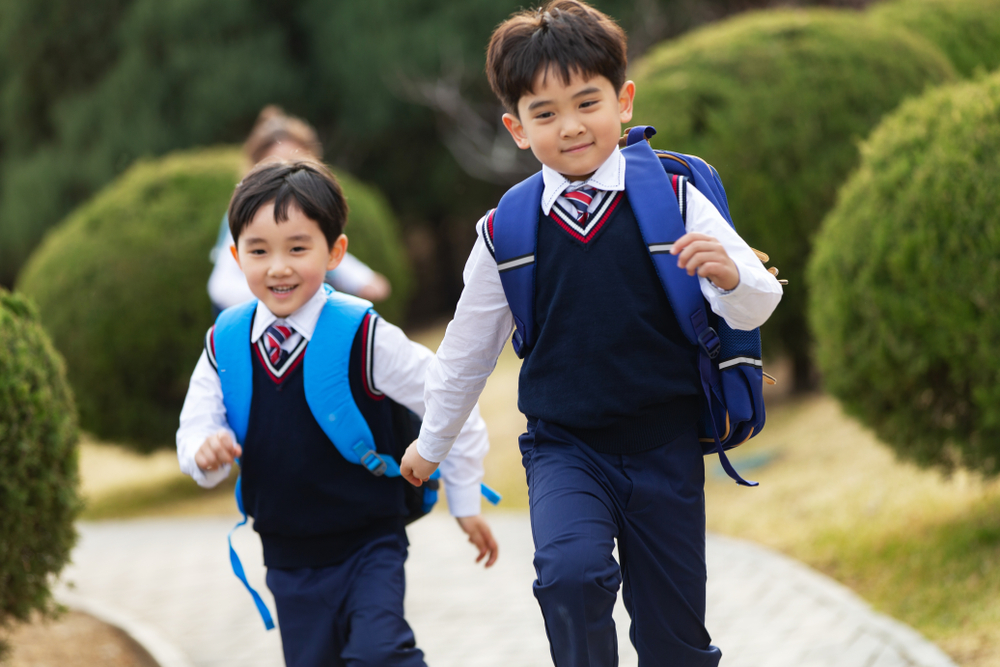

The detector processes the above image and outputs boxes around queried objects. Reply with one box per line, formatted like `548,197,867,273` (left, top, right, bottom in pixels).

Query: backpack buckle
358,448,387,476
697,327,721,359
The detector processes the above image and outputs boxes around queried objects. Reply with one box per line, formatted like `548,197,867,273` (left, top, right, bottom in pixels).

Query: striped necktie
264,323,294,367
561,185,598,225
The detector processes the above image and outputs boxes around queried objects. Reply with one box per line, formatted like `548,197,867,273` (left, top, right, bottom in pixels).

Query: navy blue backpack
491,125,776,487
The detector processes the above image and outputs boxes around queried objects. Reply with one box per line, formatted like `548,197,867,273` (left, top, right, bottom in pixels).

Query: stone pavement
56,513,957,667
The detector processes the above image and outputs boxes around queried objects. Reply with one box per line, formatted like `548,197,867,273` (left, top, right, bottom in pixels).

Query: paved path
57,513,956,667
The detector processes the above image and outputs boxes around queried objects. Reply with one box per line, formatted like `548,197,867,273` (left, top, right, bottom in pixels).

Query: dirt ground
3,610,159,667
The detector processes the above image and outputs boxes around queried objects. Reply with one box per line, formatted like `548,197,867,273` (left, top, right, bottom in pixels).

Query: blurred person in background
208,106,391,314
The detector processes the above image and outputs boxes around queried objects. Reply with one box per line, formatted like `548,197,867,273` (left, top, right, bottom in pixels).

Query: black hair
486,0,628,115
228,159,348,248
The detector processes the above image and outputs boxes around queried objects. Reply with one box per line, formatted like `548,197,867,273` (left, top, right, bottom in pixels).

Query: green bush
869,0,1000,78
0,289,80,653
630,9,956,389
808,71,1000,474
17,147,412,449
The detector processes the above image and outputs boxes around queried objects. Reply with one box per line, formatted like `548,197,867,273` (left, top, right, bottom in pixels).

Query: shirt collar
250,286,327,343
540,146,626,215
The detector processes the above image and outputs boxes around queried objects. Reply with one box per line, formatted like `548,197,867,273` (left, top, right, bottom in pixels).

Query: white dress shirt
176,287,490,517
416,146,783,463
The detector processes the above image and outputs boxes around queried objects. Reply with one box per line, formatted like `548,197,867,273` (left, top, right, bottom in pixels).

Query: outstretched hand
195,431,242,473
456,515,499,568
671,232,740,291
399,441,440,486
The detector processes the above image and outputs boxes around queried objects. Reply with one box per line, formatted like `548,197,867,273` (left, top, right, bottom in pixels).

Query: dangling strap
228,470,275,630
698,354,757,487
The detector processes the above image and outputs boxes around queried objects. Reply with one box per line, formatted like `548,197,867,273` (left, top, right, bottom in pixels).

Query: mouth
268,284,299,297
563,142,593,154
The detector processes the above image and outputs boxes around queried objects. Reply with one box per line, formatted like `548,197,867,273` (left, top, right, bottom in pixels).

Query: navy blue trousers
265,532,426,667
520,417,722,667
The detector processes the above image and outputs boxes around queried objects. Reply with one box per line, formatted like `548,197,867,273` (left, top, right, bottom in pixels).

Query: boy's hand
456,515,499,568
195,431,242,473
400,442,439,486
671,232,740,291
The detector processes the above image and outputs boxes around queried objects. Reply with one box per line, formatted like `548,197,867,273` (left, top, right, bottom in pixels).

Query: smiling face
234,201,347,317
503,68,635,180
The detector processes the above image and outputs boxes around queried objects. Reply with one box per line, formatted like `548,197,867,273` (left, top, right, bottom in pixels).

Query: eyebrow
526,86,603,112
285,234,314,242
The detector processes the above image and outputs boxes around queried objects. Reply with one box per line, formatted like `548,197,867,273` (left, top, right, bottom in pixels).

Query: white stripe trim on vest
718,356,763,370
365,314,382,396
255,336,307,378
498,253,535,272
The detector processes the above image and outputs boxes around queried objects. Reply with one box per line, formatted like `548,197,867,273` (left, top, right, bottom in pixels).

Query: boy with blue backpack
400,1,782,664
176,159,498,667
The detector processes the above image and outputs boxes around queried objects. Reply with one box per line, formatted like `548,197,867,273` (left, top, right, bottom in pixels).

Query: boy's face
502,68,634,180
233,202,347,317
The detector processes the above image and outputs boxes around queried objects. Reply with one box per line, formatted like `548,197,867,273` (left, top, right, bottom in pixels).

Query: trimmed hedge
630,9,956,389
808,71,1000,474
869,0,1000,78
18,147,411,449
0,289,80,651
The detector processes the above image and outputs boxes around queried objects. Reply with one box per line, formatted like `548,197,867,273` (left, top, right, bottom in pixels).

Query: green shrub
869,0,1000,78
630,9,955,389
808,71,1000,474
17,147,412,449
0,289,80,654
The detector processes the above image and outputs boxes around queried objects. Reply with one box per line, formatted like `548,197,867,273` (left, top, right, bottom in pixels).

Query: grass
78,324,1000,665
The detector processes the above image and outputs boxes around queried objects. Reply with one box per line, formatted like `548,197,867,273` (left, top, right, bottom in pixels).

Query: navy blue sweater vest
239,316,409,569
517,193,700,453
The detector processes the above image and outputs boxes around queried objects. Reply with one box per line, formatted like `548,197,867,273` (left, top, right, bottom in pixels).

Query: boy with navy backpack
400,1,782,665
176,159,498,667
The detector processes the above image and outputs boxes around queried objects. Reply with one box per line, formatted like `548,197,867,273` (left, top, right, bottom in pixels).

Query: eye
291,246,307,253
580,99,598,109
535,111,554,120
249,248,266,256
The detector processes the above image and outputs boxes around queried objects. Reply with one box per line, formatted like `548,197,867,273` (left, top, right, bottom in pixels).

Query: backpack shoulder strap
303,285,397,475
621,137,715,353
214,299,258,444
491,171,545,357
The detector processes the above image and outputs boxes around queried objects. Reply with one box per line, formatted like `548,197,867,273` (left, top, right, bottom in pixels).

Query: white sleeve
685,183,783,330
370,317,490,517
207,231,255,310
176,350,236,488
415,217,514,463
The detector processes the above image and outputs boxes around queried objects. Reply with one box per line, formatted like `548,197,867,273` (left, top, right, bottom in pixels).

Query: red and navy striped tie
561,185,598,225
264,324,293,367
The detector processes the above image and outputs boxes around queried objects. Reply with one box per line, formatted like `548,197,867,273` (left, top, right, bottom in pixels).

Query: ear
618,80,635,124
230,244,241,270
327,234,349,271
502,112,532,150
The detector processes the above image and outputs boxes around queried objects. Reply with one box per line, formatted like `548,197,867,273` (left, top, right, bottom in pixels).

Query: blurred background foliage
808,70,1000,475
630,8,955,390
0,289,80,656
0,0,870,307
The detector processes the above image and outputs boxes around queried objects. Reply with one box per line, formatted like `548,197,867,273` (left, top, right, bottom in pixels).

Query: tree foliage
630,9,955,388
869,0,1000,78
17,147,410,449
0,0,874,314
808,71,1000,474
0,288,80,655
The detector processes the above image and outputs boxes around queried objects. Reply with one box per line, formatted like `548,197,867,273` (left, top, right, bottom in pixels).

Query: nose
560,112,586,138
267,258,293,277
